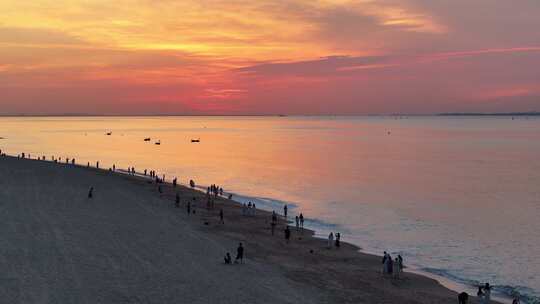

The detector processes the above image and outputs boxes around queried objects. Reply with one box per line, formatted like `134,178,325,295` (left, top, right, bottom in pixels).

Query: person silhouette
235,243,244,264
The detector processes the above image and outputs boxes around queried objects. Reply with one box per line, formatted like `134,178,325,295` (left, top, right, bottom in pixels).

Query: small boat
106,132,112,136
155,140,161,145
191,139,200,143
144,138,151,141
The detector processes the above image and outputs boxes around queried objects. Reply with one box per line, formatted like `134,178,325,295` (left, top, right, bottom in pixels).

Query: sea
1,116,539,303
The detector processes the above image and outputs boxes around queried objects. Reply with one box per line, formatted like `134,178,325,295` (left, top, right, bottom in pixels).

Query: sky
1,0,539,115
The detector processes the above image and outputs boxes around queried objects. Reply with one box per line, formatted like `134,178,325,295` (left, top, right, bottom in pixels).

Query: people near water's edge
299,213,304,231
477,286,485,303
295,216,299,231
235,243,244,264
88,187,94,199
283,204,288,218
335,232,341,248
476,284,493,304
328,232,334,248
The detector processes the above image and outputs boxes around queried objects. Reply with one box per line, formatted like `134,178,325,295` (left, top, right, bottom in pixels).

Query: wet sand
0,155,497,303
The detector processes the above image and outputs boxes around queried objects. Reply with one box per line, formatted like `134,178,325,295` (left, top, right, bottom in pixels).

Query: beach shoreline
0,154,503,303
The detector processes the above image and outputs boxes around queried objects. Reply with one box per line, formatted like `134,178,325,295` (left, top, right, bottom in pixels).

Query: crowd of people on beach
327,232,341,248
6,151,526,304
381,251,404,279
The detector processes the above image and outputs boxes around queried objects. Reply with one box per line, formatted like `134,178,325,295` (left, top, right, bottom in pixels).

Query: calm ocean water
1,116,539,303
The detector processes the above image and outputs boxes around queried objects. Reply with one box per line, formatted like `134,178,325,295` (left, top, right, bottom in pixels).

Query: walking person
235,243,244,264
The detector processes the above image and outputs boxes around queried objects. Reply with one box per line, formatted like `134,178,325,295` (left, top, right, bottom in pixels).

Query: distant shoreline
0,112,538,117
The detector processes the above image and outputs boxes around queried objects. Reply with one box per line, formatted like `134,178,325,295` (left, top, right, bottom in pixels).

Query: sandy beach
0,155,497,303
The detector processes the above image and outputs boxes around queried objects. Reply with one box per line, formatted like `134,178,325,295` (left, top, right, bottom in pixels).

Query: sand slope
0,156,492,303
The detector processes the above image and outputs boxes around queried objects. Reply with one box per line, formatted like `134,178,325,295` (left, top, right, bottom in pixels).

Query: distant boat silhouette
155,140,161,145
106,132,112,135
191,139,200,143
144,138,151,141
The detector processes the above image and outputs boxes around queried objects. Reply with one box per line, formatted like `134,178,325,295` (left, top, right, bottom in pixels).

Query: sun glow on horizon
1,0,539,114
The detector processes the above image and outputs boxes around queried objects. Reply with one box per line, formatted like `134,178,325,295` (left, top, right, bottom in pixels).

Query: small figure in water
224,252,232,264
88,187,94,199
235,243,244,264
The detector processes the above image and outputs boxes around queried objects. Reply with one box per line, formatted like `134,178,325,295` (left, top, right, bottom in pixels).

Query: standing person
219,209,224,224
284,226,291,243
187,201,191,215
512,296,520,304
381,251,388,274
299,213,304,229
175,193,180,208
386,253,393,275
88,187,94,199
477,286,485,303
235,243,244,264
397,255,403,274
328,232,334,248
458,292,469,304
295,216,299,231
484,283,491,303
393,257,400,279
335,232,341,248
283,205,288,218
